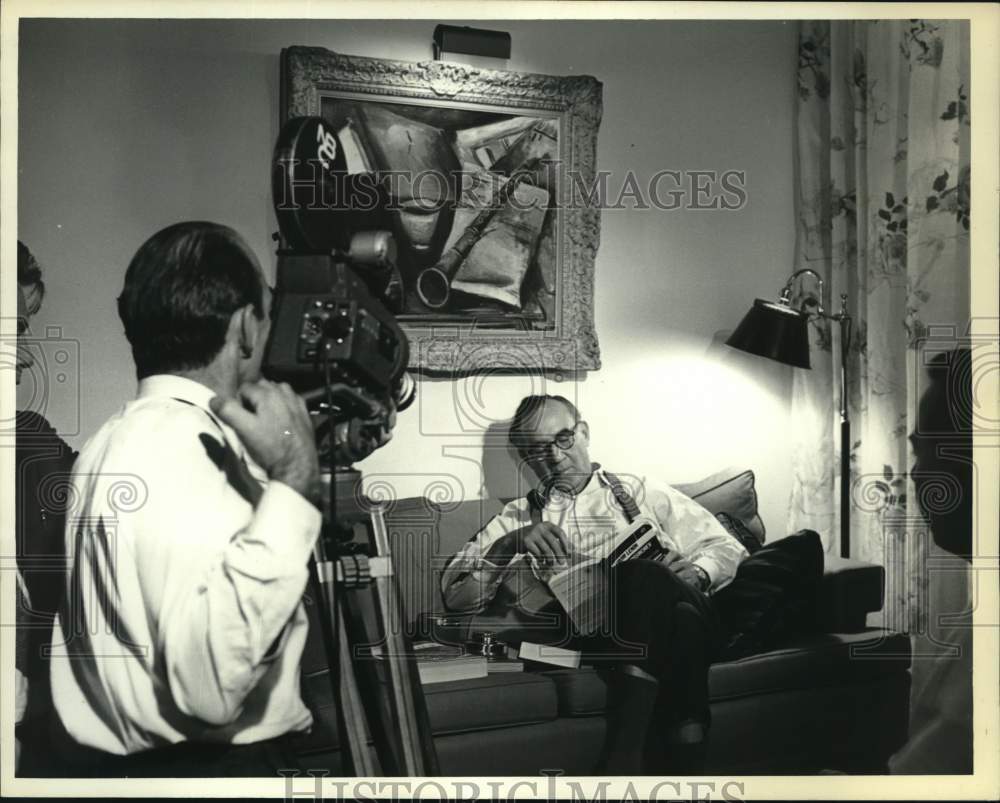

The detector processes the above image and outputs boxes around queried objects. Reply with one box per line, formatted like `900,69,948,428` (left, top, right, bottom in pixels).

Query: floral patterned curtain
790,20,970,632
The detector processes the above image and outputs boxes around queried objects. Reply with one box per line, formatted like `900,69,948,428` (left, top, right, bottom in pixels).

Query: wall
16,18,798,532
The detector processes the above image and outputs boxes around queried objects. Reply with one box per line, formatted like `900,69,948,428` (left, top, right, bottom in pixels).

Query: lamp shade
725,299,811,369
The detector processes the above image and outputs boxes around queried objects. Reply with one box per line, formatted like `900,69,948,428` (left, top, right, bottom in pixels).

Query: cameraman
48,222,321,777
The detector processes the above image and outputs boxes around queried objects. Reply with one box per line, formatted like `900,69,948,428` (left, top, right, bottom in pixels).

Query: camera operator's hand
210,381,321,508
487,522,571,569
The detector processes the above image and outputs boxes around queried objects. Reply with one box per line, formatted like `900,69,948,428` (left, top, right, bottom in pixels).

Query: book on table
516,641,582,669
485,655,525,673
411,642,488,685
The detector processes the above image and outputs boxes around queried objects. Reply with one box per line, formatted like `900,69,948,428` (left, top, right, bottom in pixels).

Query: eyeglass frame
517,420,585,463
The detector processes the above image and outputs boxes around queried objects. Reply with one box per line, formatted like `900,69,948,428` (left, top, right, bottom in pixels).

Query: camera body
264,116,413,430
265,242,407,417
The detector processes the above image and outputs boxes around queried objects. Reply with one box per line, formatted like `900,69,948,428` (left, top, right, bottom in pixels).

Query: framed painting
280,46,603,374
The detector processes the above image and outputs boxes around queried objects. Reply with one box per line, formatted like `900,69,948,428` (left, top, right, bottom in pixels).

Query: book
411,642,488,685
486,657,525,674
539,516,670,635
517,641,581,669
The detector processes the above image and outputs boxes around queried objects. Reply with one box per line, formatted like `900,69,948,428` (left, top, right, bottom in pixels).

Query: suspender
605,471,642,522
527,468,641,524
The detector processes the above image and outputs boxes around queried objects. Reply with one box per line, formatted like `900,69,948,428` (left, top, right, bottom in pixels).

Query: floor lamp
725,269,854,558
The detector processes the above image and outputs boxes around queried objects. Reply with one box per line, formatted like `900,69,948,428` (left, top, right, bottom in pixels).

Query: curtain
790,20,970,632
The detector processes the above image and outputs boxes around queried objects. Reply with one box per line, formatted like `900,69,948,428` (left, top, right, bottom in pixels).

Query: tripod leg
337,506,439,775
368,506,439,776
309,555,376,776
335,602,378,776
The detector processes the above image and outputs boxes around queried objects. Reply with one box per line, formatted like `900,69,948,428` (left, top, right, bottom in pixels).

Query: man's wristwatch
692,565,711,593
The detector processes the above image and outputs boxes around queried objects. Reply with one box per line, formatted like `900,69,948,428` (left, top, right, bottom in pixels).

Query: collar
137,374,220,409
136,374,246,462
594,465,616,490
532,462,604,506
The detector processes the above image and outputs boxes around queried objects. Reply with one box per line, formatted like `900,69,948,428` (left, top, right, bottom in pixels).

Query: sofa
291,468,912,775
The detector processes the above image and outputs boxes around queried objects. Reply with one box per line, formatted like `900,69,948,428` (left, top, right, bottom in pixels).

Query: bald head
509,394,593,495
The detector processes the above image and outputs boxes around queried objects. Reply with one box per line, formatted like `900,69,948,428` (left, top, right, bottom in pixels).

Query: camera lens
395,372,417,412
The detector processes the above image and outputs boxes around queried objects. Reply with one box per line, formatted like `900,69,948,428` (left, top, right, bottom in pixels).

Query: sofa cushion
539,667,608,716
709,628,911,700
423,672,557,734
296,669,558,753
674,467,765,541
535,628,910,717
716,511,763,554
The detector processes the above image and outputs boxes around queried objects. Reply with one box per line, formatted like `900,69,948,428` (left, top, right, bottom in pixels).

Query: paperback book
539,516,669,634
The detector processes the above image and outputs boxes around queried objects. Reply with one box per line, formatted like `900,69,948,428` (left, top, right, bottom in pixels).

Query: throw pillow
712,529,824,660
716,512,763,555
675,467,766,543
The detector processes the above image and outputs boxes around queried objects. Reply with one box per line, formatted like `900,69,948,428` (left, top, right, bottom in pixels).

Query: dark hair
509,394,580,447
117,222,265,379
923,348,973,436
17,240,46,299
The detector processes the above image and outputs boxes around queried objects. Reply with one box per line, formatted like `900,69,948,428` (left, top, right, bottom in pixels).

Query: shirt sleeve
646,480,748,592
132,418,320,727
439,501,528,614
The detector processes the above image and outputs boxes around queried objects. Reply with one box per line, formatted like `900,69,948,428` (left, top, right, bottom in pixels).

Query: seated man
47,222,322,777
440,394,748,774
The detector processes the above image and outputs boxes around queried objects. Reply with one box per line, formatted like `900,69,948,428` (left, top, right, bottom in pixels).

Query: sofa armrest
817,556,885,632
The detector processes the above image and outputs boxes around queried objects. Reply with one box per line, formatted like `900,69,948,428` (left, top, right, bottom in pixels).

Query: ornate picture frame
280,46,603,374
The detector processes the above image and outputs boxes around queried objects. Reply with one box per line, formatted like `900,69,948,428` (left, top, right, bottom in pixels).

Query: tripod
308,466,439,776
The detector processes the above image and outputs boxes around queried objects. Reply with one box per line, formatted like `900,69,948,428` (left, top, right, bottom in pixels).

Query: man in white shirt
441,394,748,774
47,222,322,777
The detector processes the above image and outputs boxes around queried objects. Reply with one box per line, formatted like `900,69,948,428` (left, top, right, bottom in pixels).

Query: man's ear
235,304,258,359
577,420,590,444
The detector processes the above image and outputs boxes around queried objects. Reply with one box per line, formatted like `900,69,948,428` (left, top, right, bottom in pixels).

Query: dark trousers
533,559,723,727
21,708,302,778
92,737,302,778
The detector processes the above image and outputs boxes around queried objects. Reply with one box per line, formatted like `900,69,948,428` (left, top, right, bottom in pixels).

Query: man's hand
210,381,321,508
486,522,571,569
516,522,572,568
661,550,710,592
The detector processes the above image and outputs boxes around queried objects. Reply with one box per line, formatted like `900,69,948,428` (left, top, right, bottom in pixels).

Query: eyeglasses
520,421,581,462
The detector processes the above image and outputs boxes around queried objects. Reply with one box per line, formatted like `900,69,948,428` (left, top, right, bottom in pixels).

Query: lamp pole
775,272,853,558
833,293,852,559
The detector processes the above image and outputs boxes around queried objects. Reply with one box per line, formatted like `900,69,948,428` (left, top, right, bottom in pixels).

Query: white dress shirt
441,467,748,614
50,375,321,754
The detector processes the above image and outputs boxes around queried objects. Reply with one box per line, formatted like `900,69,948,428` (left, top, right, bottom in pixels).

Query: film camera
263,116,438,777
264,115,415,467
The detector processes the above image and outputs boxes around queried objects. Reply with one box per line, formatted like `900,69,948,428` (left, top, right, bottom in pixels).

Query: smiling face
515,399,593,495
15,283,43,385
